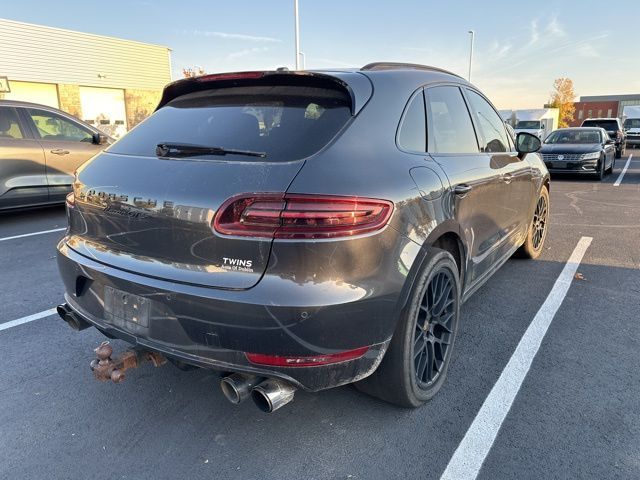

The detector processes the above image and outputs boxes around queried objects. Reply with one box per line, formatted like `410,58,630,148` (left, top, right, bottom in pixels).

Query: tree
182,66,206,78
548,78,576,128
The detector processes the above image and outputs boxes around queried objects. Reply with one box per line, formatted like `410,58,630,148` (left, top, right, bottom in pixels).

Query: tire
355,249,460,407
596,157,605,181
516,186,549,259
606,155,615,175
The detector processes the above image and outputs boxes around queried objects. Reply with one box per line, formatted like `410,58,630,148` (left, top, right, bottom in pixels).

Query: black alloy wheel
413,270,456,387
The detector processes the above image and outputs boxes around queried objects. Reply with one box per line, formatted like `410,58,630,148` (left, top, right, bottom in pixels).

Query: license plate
104,286,150,327
553,162,567,169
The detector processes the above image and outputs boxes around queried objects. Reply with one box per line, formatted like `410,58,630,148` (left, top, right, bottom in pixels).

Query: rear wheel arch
430,232,464,280
396,224,467,313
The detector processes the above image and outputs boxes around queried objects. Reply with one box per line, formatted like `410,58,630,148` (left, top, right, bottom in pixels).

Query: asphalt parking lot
1,154,639,480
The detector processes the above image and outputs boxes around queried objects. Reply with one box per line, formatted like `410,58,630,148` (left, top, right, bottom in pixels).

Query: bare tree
182,66,206,78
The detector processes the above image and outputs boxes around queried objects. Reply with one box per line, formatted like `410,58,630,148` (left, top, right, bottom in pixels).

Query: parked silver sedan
0,100,112,210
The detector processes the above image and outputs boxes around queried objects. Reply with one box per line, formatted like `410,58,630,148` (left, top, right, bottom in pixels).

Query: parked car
539,127,615,180
505,122,517,143
0,100,111,211
56,63,549,411
581,117,626,158
623,117,640,148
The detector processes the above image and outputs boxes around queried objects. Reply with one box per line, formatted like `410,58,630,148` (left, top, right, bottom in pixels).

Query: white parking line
613,154,633,186
0,227,66,242
0,308,58,332
440,236,593,480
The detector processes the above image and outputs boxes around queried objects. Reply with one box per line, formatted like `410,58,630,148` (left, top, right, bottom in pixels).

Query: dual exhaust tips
57,303,91,331
220,373,296,413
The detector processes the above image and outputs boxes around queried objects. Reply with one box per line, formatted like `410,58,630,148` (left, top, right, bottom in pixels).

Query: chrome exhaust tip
251,379,296,413
220,373,262,404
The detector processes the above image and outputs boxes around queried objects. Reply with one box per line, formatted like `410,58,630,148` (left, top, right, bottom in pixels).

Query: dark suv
56,63,549,412
581,117,626,158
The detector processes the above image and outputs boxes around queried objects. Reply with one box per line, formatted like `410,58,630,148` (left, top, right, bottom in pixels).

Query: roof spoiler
155,71,361,114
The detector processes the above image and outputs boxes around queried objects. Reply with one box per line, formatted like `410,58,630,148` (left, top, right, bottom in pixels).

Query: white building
0,18,172,137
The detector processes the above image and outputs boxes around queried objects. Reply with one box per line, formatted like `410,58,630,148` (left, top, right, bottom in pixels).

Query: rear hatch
66,72,361,289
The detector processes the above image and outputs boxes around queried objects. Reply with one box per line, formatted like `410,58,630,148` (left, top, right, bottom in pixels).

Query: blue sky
3,0,638,108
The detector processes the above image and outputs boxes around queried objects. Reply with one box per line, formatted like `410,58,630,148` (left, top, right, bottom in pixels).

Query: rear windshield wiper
156,143,267,159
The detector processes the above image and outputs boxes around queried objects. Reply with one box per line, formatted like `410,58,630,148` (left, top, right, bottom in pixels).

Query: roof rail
360,62,463,79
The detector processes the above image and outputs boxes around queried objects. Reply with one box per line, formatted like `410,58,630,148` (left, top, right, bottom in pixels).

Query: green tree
549,78,576,128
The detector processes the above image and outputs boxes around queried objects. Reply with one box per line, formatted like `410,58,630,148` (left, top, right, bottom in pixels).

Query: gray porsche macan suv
57,63,549,411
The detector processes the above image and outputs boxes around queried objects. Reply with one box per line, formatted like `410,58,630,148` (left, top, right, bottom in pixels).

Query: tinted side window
398,92,426,152
425,86,478,154
0,107,25,139
466,90,509,153
26,109,93,142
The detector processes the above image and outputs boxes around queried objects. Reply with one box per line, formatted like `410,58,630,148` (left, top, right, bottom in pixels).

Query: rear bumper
57,240,395,391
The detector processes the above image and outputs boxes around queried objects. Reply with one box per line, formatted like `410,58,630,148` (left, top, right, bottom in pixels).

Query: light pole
294,0,301,70
467,30,475,82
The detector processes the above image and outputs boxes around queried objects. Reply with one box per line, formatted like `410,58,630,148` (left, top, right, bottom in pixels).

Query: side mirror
92,132,109,145
516,132,541,158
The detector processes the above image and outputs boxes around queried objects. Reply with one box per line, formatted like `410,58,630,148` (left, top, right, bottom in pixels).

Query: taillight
213,194,393,239
65,192,75,208
196,71,264,82
246,346,369,367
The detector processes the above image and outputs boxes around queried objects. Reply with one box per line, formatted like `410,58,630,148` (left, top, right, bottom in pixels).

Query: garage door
79,86,127,139
3,81,59,108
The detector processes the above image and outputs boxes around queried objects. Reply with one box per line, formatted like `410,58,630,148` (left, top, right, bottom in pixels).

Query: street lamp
294,0,301,70
468,30,475,82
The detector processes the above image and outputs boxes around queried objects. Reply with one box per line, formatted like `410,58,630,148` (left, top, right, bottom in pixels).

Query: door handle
502,173,513,184
453,184,472,196
50,149,70,155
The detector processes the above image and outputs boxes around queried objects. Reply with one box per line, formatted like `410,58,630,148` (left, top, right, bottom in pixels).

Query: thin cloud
226,47,269,60
575,44,600,58
546,16,566,37
549,33,609,54
528,20,540,46
488,40,512,61
181,29,281,43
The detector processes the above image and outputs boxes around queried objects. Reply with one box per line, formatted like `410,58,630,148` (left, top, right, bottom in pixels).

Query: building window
597,109,602,117
588,109,592,118
578,110,583,120
607,109,612,117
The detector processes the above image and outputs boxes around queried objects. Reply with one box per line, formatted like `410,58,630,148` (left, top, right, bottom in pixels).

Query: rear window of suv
108,85,352,162
582,119,618,131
